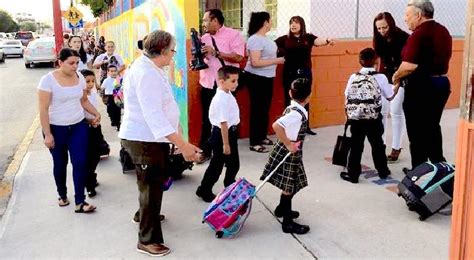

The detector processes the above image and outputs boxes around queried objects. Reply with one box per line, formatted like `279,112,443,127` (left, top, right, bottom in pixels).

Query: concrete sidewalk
0,109,458,259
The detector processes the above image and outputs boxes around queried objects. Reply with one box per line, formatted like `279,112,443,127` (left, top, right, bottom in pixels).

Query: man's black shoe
379,170,391,179
402,167,411,175
282,221,310,234
306,129,317,136
274,205,300,219
340,172,359,183
196,186,216,203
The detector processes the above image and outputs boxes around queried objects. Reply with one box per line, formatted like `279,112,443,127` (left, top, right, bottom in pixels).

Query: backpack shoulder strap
289,106,307,122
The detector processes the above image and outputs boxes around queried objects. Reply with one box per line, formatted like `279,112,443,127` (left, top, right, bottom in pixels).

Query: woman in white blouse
118,30,200,257
38,48,101,213
68,35,92,70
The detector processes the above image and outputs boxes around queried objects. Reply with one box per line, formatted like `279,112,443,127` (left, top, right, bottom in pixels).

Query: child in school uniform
260,78,312,235
196,66,241,203
80,69,106,197
100,64,121,131
340,48,398,183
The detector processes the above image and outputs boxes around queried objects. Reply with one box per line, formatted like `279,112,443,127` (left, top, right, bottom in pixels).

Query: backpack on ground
397,162,455,221
345,72,382,120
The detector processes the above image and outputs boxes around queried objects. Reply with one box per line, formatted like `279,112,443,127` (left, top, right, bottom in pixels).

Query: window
222,0,243,29
265,0,277,29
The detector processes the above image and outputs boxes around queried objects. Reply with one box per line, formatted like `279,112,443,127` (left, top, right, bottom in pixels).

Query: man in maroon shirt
393,0,452,172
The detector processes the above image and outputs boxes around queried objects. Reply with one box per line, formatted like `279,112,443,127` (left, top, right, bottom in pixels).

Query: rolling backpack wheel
215,231,224,238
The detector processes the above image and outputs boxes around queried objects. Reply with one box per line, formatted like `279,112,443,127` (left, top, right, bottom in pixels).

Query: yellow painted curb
0,114,40,198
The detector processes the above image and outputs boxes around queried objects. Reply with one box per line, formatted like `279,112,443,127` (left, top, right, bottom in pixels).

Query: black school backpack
345,72,382,120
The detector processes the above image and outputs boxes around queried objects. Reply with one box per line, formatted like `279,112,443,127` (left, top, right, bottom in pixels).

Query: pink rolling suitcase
202,153,291,238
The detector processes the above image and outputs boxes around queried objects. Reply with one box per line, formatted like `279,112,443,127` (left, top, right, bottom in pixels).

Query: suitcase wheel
215,231,224,238
419,215,427,221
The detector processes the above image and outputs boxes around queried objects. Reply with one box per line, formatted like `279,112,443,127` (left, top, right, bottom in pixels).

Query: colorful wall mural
98,0,193,139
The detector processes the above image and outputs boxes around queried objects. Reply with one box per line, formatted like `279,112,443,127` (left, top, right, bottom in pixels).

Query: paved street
0,57,53,180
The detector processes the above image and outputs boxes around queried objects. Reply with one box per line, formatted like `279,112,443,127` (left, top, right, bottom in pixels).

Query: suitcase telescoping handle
254,152,292,195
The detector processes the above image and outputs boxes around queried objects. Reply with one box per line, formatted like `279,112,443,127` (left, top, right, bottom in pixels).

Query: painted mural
98,0,190,138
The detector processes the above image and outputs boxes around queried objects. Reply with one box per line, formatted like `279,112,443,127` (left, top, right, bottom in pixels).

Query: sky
0,0,94,23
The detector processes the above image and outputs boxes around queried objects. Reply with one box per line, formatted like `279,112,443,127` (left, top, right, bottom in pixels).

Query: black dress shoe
274,206,300,219
378,170,391,179
196,186,216,203
340,172,359,183
306,129,317,136
87,189,97,198
282,221,310,234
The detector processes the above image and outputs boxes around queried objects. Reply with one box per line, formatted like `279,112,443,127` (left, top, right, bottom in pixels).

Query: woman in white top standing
244,11,285,153
68,35,92,70
38,48,101,213
118,30,200,257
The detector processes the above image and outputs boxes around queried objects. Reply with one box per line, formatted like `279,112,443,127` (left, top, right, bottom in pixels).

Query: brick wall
187,39,465,145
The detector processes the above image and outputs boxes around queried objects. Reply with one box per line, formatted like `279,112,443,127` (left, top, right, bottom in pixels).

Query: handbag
332,121,351,167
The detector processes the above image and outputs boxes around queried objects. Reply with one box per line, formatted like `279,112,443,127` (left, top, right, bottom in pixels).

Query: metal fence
214,0,467,39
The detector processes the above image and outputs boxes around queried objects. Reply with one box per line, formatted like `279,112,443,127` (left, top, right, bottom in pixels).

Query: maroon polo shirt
402,20,452,76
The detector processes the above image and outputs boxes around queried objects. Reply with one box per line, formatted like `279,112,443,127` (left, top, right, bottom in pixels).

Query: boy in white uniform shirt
100,64,121,130
196,66,241,202
260,78,312,235
340,48,397,184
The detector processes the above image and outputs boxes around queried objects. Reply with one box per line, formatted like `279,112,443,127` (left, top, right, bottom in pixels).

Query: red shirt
402,20,452,76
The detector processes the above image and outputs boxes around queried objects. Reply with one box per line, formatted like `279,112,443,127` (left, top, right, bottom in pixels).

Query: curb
0,114,40,218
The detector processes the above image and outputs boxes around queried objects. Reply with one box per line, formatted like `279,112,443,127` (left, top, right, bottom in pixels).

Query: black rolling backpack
397,162,455,221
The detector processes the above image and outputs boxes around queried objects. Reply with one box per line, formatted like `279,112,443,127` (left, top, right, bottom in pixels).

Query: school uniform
101,76,121,128
198,88,240,194
344,67,394,179
260,101,309,194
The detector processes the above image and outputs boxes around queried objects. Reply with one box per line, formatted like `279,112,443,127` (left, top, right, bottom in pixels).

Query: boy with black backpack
340,48,398,183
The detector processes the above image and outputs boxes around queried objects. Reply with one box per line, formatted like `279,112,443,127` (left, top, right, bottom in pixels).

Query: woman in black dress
275,16,334,135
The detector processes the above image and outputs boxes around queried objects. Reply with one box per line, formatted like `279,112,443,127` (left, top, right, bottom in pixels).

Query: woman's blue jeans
48,120,89,205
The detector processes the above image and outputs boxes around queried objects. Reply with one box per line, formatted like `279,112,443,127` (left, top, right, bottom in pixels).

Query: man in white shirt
341,48,397,184
196,66,241,202
118,30,200,257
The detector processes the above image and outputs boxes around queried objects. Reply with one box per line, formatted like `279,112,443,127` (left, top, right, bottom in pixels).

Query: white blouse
118,55,180,143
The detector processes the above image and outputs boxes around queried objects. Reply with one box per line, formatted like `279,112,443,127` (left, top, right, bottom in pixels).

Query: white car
24,37,56,68
0,40,24,57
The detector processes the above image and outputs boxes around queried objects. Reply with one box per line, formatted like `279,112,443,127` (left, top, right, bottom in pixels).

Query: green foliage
20,21,37,32
0,9,19,32
81,0,114,18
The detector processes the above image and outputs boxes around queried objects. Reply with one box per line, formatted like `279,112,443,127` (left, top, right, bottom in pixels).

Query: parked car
15,31,34,46
0,40,24,57
0,48,5,63
24,37,56,68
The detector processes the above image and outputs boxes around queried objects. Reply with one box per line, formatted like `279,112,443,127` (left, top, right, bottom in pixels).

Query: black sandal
58,197,70,207
249,145,269,153
261,138,274,146
75,202,97,213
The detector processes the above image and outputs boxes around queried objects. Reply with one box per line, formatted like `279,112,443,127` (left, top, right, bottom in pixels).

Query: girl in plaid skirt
260,78,312,234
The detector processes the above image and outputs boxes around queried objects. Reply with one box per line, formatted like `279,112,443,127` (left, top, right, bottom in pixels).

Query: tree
0,9,19,32
81,0,114,18
20,21,37,32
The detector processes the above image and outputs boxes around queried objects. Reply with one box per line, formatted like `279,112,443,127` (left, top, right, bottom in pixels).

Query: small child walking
80,69,106,197
196,66,241,202
340,48,397,183
260,78,312,235
100,64,121,131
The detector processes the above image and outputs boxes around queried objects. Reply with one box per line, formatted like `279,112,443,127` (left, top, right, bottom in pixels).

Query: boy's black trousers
200,125,240,192
347,116,390,178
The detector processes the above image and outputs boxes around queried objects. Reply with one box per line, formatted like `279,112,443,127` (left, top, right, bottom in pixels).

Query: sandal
75,202,97,213
261,138,274,146
387,148,402,163
250,145,269,153
58,197,70,207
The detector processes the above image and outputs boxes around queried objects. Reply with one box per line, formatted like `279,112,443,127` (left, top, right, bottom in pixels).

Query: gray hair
408,0,434,18
143,30,175,58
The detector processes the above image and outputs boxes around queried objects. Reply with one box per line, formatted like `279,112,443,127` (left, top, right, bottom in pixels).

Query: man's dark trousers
347,116,390,178
199,84,217,157
403,76,451,168
200,126,240,192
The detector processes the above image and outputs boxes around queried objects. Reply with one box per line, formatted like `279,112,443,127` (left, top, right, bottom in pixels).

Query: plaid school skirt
260,141,308,194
